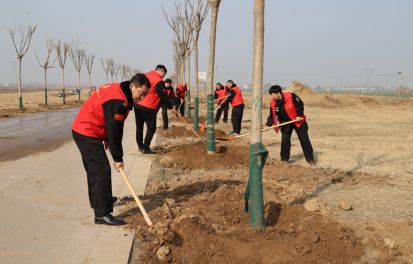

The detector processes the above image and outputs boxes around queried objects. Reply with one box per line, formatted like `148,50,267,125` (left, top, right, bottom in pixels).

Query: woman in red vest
220,80,245,135
175,82,187,117
72,74,150,226
266,85,315,165
214,82,229,123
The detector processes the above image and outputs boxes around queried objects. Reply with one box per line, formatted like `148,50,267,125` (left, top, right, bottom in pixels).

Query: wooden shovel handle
119,168,153,227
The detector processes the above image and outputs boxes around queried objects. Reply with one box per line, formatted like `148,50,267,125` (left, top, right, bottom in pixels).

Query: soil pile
159,126,195,138
158,142,249,170
126,182,366,264
286,80,315,95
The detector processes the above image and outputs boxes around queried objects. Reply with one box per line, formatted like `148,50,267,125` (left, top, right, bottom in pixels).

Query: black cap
269,85,282,94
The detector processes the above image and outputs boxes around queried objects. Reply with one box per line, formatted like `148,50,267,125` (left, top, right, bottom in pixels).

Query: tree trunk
78,70,81,102
89,72,92,97
17,57,23,111
44,68,48,106
206,2,221,155
193,33,200,130
62,68,66,105
247,0,266,228
186,52,191,117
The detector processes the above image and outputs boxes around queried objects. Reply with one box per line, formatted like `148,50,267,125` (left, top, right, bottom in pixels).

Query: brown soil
159,126,196,138
159,125,229,140
178,116,207,124
122,177,389,264
158,142,249,170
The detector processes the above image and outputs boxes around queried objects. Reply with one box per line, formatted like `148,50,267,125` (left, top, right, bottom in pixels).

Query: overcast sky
1,0,412,88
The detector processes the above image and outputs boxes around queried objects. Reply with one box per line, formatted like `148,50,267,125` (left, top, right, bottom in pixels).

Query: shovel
119,168,153,226
215,120,299,142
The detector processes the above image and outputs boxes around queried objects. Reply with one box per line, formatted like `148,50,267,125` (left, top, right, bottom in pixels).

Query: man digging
266,85,315,165
219,80,245,135
72,74,150,226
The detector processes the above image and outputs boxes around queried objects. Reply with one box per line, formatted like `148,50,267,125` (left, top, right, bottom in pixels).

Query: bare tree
83,53,95,94
246,0,266,227
189,0,209,129
54,40,72,104
8,23,37,110
34,37,54,106
172,40,183,83
71,48,85,102
121,64,132,80
162,0,194,83
107,58,115,82
101,58,110,83
114,64,121,82
206,0,221,154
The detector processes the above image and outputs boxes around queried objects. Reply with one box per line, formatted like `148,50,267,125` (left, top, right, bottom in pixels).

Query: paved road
0,111,155,264
0,108,78,161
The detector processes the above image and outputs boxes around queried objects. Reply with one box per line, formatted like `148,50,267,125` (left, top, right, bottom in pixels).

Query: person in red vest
72,74,150,226
266,85,315,165
134,65,175,154
214,82,229,123
160,78,176,130
219,80,245,135
175,82,187,116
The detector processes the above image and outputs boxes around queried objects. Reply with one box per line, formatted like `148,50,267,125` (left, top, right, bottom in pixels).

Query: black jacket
102,81,133,162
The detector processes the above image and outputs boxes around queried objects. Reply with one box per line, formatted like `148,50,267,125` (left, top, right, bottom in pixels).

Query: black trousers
134,107,157,149
280,122,314,162
160,104,169,129
73,131,113,217
175,99,185,117
231,104,244,134
215,103,229,123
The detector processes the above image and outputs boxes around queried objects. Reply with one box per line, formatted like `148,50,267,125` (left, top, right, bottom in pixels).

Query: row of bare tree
8,25,138,110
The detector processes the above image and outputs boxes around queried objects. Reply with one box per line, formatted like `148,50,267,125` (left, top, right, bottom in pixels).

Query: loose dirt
123,169,399,264
158,141,249,170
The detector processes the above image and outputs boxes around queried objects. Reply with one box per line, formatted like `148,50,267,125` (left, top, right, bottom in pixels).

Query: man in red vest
134,65,174,154
220,80,245,135
175,82,187,117
160,78,176,130
214,82,229,123
72,74,150,226
266,85,315,165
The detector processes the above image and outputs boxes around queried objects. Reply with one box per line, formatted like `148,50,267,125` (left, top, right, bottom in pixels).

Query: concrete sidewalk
0,112,155,264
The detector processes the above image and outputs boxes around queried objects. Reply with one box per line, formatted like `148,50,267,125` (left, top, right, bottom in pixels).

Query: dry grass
0,90,90,118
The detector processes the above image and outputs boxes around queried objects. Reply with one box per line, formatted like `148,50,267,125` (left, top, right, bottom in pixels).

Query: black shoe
141,148,156,154
94,213,126,226
112,196,118,204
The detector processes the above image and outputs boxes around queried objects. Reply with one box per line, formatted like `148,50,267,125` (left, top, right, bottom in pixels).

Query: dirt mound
177,116,207,124
159,142,249,170
126,183,366,264
159,125,228,140
159,126,196,138
286,80,315,95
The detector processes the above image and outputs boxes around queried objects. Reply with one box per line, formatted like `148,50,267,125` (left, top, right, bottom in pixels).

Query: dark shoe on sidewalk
94,214,126,226
141,147,156,154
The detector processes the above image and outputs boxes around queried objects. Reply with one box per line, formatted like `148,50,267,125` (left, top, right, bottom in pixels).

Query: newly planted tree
55,40,72,104
71,48,85,102
34,37,54,106
83,53,95,94
8,23,37,110
162,0,194,115
206,0,221,154
245,0,266,228
189,0,209,129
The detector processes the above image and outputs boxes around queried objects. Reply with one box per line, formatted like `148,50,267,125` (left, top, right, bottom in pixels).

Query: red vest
269,99,280,133
270,92,305,128
230,86,244,107
137,71,163,110
176,83,187,99
215,88,228,104
72,83,129,140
